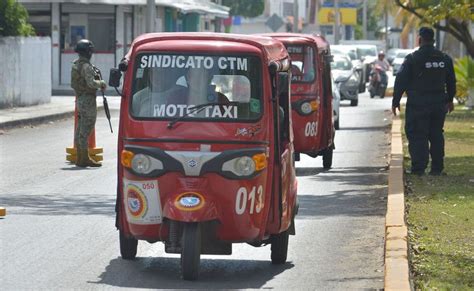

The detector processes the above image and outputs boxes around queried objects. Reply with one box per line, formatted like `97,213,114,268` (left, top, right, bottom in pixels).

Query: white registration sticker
123,179,162,224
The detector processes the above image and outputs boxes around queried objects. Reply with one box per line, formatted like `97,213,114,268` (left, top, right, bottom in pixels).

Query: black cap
419,27,434,41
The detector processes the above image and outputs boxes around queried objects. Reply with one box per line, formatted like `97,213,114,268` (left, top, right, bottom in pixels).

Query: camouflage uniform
71,56,104,151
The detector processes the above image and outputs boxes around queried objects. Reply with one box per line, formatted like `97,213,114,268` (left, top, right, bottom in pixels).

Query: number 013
235,185,264,215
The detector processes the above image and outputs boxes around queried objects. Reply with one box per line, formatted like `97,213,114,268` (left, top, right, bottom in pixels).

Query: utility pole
362,0,367,39
334,0,340,44
314,0,320,34
293,0,299,33
384,4,388,51
146,0,156,33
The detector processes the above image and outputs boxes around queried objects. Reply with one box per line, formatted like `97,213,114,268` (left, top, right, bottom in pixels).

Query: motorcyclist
375,51,390,71
369,51,390,97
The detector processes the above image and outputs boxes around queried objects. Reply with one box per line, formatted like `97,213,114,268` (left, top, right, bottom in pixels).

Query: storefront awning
19,0,229,18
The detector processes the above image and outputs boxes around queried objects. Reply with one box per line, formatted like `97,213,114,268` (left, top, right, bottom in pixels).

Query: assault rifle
93,65,113,133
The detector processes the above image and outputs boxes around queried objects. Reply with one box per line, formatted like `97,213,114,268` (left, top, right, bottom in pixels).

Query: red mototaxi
262,33,335,168
110,33,298,280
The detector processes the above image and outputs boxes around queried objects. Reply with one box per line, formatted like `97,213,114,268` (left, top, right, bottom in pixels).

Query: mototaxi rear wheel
323,148,333,169
181,223,201,281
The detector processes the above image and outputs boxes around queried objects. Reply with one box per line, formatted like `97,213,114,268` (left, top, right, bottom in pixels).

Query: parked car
392,49,414,75
386,48,401,65
331,75,341,130
331,44,365,93
331,54,359,106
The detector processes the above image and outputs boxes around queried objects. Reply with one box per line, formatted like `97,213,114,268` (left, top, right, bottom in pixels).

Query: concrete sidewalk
0,96,121,130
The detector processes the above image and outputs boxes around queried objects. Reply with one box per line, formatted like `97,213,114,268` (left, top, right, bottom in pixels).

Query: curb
384,116,411,290
0,106,104,131
0,111,75,131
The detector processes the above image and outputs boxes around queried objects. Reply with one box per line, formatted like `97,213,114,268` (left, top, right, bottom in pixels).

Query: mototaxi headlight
222,156,257,177
234,156,256,176
132,154,152,174
130,154,164,175
300,102,312,115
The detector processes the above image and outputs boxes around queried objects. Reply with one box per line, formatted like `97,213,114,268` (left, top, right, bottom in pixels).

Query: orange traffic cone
66,97,103,163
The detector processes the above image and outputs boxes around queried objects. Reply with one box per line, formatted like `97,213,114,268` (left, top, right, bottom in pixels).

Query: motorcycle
368,64,388,98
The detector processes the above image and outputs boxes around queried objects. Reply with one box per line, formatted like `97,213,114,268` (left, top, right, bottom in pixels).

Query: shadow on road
0,193,115,216
297,188,386,219
91,256,294,289
295,166,388,219
296,166,387,177
339,125,390,132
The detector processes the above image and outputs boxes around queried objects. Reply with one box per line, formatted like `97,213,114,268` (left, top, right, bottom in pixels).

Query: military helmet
74,39,94,56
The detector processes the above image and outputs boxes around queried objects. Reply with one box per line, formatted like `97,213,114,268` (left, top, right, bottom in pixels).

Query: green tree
222,0,264,18
0,0,35,36
453,56,474,104
394,0,473,57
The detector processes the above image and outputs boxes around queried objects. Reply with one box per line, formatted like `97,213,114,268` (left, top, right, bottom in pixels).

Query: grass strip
401,106,474,290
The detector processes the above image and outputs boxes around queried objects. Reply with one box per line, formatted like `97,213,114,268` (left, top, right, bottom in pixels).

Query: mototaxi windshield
131,53,263,122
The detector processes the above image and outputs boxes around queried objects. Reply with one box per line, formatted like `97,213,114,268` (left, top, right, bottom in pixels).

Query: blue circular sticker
179,196,201,208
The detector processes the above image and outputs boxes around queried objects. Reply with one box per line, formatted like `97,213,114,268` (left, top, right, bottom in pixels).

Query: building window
283,2,294,17
88,14,115,52
60,13,115,53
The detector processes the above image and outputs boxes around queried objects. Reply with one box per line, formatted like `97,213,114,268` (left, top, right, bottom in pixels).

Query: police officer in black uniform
392,27,456,176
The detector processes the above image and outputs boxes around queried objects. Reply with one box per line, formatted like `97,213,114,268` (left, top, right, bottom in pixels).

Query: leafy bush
0,0,35,36
453,56,474,105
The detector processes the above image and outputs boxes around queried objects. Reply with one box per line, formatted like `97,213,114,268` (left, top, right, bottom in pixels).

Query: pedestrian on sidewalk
392,27,456,176
71,39,107,167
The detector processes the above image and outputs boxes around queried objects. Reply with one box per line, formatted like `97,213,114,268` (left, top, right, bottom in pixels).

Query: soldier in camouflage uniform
71,39,107,167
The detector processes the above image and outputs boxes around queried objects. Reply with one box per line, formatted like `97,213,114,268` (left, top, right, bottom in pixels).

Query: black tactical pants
405,103,447,174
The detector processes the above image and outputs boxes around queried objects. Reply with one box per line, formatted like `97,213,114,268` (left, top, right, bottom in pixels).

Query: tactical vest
71,58,98,95
407,47,447,104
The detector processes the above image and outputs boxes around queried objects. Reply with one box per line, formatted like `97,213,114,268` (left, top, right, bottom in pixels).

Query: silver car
392,49,414,75
331,45,365,93
331,75,341,129
331,55,359,107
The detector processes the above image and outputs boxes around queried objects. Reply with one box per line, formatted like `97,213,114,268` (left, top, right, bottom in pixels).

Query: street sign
266,13,284,32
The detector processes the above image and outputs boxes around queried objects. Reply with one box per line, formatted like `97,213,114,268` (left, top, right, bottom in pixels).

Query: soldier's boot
84,149,102,167
75,148,88,167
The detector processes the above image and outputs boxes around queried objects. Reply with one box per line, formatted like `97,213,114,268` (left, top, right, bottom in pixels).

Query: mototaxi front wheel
120,230,138,260
181,223,201,281
271,230,289,264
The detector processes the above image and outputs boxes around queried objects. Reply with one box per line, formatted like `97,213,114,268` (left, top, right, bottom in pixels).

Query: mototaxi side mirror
109,68,122,87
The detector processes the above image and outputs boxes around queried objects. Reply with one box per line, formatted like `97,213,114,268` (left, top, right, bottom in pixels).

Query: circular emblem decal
175,192,205,211
179,196,200,207
126,185,148,218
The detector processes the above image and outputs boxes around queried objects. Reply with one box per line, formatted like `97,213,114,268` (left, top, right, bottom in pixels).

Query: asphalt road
0,93,392,289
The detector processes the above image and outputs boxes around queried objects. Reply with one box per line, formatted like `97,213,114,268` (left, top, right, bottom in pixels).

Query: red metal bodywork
262,33,335,156
116,33,297,245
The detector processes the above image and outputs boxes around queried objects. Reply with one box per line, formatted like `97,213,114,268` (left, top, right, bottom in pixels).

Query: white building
20,0,229,93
